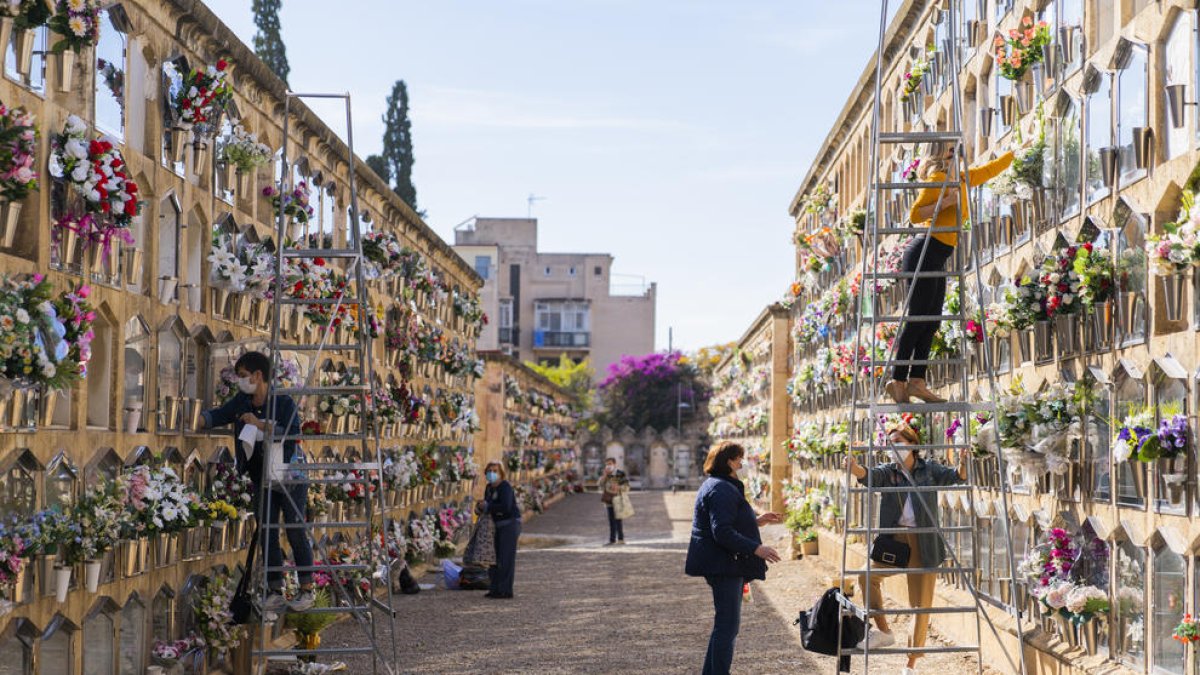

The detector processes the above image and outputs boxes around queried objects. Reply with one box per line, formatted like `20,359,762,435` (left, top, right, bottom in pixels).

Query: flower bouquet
209,462,253,518
993,16,1051,81
899,48,934,103
1147,190,1200,275
0,104,38,245
171,58,230,130
47,0,100,54
152,635,203,668
264,181,314,226
195,572,244,655
49,115,140,226
1112,406,1159,463
1174,614,1200,643
220,124,271,173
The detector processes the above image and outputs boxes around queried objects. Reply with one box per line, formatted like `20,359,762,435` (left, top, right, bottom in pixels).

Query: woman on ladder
885,142,1013,404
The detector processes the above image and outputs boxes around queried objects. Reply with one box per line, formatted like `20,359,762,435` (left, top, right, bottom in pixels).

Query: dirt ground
319,489,995,674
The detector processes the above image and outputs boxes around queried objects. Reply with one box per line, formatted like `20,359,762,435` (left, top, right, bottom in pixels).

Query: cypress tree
365,155,391,185
252,0,290,86
381,80,418,213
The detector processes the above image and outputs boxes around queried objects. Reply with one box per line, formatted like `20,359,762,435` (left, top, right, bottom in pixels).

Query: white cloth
898,496,917,528
238,423,264,458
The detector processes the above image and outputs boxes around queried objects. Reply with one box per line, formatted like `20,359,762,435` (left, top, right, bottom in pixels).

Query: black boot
398,565,420,595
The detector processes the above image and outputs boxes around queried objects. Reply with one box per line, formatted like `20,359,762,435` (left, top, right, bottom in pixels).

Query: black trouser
702,575,744,675
490,518,521,596
892,235,955,381
606,505,624,542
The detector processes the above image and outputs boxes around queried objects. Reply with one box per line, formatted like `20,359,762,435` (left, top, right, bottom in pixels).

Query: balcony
499,325,519,345
533,330,591,349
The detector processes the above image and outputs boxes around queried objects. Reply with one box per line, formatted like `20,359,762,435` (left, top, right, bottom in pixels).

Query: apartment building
453,217,657,380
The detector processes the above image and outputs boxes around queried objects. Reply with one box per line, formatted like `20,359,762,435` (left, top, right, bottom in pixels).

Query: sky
203,0,893,351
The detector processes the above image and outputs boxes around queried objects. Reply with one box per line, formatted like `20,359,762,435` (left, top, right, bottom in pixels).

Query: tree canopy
525,355,595,410
595,352,711,432
252,0,289,86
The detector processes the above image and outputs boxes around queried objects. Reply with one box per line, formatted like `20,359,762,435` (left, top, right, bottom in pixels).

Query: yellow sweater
908,150,1014,247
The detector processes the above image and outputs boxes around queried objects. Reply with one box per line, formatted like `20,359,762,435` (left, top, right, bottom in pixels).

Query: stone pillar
768,307,793,514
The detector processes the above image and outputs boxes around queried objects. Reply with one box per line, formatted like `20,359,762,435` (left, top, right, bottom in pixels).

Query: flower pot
54,49,74,92
1014,78,1034,114
235,293,252,323
38,389,57,427
255,299,271,330
84,559,101,592
999,95,1018,127
185,398,202,432
147,666,165,675
220,162,236,192
169,127,189,164
0,200,20,248
237,169,252,196
1034,321,1053,362
1162,471,1187,506
54,565,71,602
211,287,230,317
1132,126,1153,171
192,141,209,178
122,247,142,286
8,387,27,428
1160,273,1186,322
124,403,142,434
158,276,178,303
13,29,34,78
800,539,819,556
58,226,80,267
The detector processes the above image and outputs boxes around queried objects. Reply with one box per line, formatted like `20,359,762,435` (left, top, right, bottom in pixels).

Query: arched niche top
126,315,150,340
1072,216,1103,243
160,191,182,216
1108,36,1143,71
1049,88,1077,117
1151,355,1188,383
1010,503,1033,525
157,314,187,335
1,617,40,643
1110,518,1149,547
161,447,183,465
125,445,153,468
293,156,311,178
46,450,78,481
1150,527,1189,555
1080,63,1106,95
223,98,242,123
124,590,145,607
189,324,215,344
208,446,233,464
85,596,120,619
1113,195,1149,233
1112,358,1145,384
153,582,175,600
213,212,238,238
41,613,78,639
0,447,43,474
84,447,122,483
214,329,235,344
183,448,204,467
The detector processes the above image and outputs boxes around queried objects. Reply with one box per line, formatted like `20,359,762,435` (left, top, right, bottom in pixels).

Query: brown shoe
906,378,945,403
884,380,909,403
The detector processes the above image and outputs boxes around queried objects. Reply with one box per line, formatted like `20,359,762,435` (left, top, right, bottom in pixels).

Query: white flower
71,163,90,183
65,115,87,135
1113,438,1133,462
64,138,88,160
14,308,28,324
48,152,64,178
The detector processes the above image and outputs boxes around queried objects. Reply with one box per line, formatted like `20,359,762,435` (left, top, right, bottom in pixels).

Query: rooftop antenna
527,193,545,217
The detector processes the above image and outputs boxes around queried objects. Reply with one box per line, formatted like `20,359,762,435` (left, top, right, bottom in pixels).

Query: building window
568,266,576,277
160,58,187,174
1115,539,1147,668
1059,0,1084,75
594,266,602,276
543,266,551,277
1165,13,1194,159
0,449,38,522
86,310,114,429
94,7,128,140
1152,544,1186,674
1115,43,1149,186
44,451,78,510
1085,70,1112,205
1114,201,1148,346
474,255,491,280
1054,96,1082,219
119,597,146,675
0,619,33,675
40,617,75,675
83,607,116,675
158,194,182,304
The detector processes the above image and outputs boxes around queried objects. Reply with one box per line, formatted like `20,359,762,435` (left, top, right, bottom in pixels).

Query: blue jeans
703,575,744,675
606,505,624,542
259,483,314,589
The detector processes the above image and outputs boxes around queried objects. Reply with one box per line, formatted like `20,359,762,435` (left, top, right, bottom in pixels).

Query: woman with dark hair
477,461,521,599
844,418,967,675
886,142,1013,404
685,441,783,675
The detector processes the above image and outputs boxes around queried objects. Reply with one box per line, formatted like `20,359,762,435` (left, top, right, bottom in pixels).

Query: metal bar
845,526,974,535
874,226,964,235
864,357,967,367
871,314,963,322
255,648,375,657
287,462,382,471
847,485,974,494
844,566,975,575
276,433,368,442
263,564,372,572
876,180,959,190
867,606,980,616
274,385,369,396
271,343,364,351
279,297,364,306
878,131,964,143
265,521,371,528
285,92,350,99
853,401,986,413
282,248,362,258
841,646,979,656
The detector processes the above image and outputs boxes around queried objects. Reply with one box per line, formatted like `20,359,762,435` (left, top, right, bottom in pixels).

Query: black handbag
230,521,259,624
869,534,911,567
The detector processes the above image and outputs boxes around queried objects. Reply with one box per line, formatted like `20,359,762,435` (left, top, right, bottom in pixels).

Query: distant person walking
685,441,783,675
478,461,521,599
599,458,630,545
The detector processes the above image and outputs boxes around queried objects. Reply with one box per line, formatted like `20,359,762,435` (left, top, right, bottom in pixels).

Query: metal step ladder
834,2,1026,674
256,91,398,674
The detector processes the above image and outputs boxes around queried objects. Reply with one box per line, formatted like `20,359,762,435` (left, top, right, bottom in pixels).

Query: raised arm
966,150,1015,186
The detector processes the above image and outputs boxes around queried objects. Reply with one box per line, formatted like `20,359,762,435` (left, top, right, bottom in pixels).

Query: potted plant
1146,189,1200,321
284,588,338,660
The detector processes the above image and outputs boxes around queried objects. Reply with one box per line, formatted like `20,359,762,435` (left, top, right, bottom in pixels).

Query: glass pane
1059,104,1082,218
1153,550,1186,674
1117,47,1148,183
94,10,126,139
1117,542,1146,667
119,602,146,674
41,630,71,675
1086,76,1112,205
0,635,31,675
83,613,115,675
4,26,47,93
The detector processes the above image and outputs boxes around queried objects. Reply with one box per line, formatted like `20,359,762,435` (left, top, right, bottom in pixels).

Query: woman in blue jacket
478,461,521,599
685,441,783,675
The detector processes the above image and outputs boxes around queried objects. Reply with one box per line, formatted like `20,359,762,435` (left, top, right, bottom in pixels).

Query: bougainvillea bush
595,351,711,431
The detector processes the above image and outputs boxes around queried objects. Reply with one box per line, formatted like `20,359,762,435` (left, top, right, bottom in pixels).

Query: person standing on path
685,441,783,675
885,142,1014,405
599,458,630,545
478,461,521,599
199,351,315,613
844,417,967,675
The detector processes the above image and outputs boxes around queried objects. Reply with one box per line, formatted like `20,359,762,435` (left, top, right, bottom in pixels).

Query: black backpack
795,587,865,673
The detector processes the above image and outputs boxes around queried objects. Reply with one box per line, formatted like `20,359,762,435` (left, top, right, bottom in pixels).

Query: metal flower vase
13,29,35,77
169,126,189,164
54,49,74,92
1161,273,1186,322
0,200,20,248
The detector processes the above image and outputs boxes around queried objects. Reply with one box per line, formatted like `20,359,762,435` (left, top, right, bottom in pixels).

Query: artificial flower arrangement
220,124,271,173
899,48,935,103
946,412,996,458
1112,403,1189,463
208,462,253,519
208,234,248,291
1174,615,1200,643
171,58,230,129
382,447,419,491
0,103,38,202
1017,528,1111,625
976,377,1090,475
96,58,124,110
0,520,27,590
194,571,244,655
151,636,204,668
264,181,314,225
0,273,92,395
406,515,435,563
901,157,921,182
49,115,140,225
802,182,837,217
362,230,406,278
47,0,100,53
1036,242,1114,317
993,15,1051,81
1146,190,1200,275
452,288,485,326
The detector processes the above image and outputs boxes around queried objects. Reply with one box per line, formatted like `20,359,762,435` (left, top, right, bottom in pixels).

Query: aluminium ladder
834,2,1027,674
257,91,399,675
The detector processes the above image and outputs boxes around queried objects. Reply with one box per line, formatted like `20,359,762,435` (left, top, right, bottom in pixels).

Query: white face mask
237,376,257,395
895,449,913,462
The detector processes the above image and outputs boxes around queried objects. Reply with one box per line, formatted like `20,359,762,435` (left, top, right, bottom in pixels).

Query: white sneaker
856,630,896,650
287,590,315,612
262,591,287,613
900,668,917,675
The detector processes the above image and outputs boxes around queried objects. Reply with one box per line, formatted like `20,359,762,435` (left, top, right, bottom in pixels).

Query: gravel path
317,490,992,674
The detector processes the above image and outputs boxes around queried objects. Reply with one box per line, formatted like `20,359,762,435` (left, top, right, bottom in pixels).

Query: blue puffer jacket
684,475,766,580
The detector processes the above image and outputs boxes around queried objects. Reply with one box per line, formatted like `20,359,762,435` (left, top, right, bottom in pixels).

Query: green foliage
686,343,736,380
785,507,814,533
381,80,419,215
525,354,594,410
252,0,290,86
284,588,337,636
365,154,391,185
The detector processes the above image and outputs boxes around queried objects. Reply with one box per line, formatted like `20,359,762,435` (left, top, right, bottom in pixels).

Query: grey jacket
858,458,964,567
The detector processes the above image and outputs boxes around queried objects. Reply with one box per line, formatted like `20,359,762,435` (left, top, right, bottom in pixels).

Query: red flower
216,59,228,70
314,257,326,266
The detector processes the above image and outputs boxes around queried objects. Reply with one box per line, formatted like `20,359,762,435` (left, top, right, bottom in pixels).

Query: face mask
237,376,257,395
896,449,913,462
485,471,500,483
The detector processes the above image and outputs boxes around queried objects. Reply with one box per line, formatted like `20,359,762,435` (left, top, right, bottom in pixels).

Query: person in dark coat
199,351,314,613
477,461,521,599
685,441,783,675
844,417,967,673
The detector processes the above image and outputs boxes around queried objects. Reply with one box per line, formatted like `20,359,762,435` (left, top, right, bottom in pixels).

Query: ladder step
281,433,368,442
267,521,372,528
279,297,363,306
878,131,963,143
282,249,362,259
865,358,967,367
256,647,376,657
851,442,972,452
854,401,984,413
285,462,382,471
274,477,381,485
863,271,962,280
846,566,974,575
872,226,963,235
263,564,372,572
866,606,979,616
846,526,973,535
274,385,369,396
877,180,959,190
285,605,372,615
370,595,398,618
872,314,963,323
273,343,364,352
848,485,974,494
841,646,978,656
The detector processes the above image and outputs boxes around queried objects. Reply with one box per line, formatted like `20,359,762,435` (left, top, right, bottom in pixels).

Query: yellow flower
67,0,85,10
